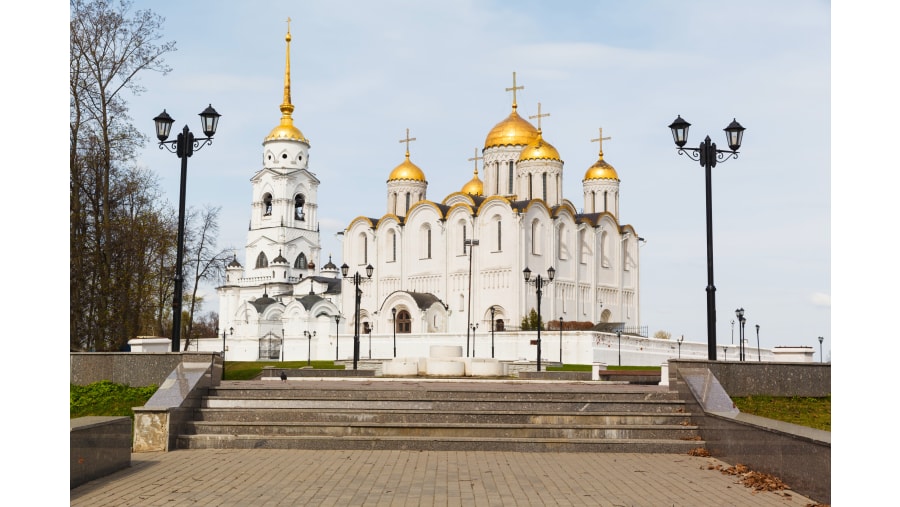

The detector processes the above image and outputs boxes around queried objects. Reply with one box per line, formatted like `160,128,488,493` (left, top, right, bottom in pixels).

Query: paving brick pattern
70,448,815,506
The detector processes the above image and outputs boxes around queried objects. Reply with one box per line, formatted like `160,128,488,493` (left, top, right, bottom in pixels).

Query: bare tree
70,0,176,350
181,205,233,349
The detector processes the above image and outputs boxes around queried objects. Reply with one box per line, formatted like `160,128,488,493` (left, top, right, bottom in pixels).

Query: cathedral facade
216,28,642,362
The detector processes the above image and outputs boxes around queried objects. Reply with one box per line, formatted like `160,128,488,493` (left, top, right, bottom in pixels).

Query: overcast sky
100,0,837,354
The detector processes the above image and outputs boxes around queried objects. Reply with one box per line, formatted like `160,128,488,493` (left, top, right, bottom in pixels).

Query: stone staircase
176,379,705,453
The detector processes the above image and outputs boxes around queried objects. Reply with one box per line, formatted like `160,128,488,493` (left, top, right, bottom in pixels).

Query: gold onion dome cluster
518,131,561,162
483,108,540,149
583,153,619,181
388,153,427,182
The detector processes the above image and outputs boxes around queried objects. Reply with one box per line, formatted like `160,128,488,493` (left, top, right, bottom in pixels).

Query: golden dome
264,23,309,144
518,130,561,162
484,107,540,149
583,153,619,181
265,118,308,143
388,153,427,182
461,171,483,196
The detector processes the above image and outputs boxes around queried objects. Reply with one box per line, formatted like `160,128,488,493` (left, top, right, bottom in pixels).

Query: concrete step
192,408,692,425
177,379,704,453
182,420,699,440
176,434,704,453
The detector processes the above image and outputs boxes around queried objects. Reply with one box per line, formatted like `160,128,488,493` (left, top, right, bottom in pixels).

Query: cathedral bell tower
245,18,322,283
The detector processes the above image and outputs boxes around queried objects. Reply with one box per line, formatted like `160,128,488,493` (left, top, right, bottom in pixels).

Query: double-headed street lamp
218,327,233,359
677,335,684,359
818,336,824,363
341,263,374,370
755,324,761,362
465,238,479,357
304,330,316,366
559,316,564,363
154,105,221,352
391,307,397,358
735,307,746,361
669,115,745,361
523,266,555,371
470,323,479,357
489,306,497,358
334,315,341,361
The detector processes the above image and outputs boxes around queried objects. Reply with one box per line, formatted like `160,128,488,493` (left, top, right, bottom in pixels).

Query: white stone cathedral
215,27,642,363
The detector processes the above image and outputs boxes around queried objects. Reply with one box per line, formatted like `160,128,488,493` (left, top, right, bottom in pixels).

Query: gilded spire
265,17,308,143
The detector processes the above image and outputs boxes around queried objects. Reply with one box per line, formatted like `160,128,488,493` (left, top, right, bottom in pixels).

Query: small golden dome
265,118,308,143
518,130,561,162
461,172,483,196
583,153,619,181
388,153,427,182
484,108,540,149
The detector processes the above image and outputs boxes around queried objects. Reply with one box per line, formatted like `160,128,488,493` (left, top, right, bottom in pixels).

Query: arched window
603,191,608,212
397,310,412,333
496,219,502,251
557,224,566,260
294,253,307,270
405,192,411,214
295,194,305,220
600,230,609,268
531,219,541,255
359,232,368,264
461,223,467,254
263,193,273,216
527,173,533,200
390,230,397,262
542,173,547,201
256,252,269,268
426,227,432,258
508,161,514,194
495,318,505,331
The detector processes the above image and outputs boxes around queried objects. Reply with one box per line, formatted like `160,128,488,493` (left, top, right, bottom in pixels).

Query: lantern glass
547,266,556,281
199,104,221,137
668,115,691,148
153,110,174,141
523,267,532,282
724,118,745,151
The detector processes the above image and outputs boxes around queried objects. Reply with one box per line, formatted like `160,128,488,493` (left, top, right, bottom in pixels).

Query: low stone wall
670,362,831,504
70,352,223,387
668,359,830,397
71,416,131,489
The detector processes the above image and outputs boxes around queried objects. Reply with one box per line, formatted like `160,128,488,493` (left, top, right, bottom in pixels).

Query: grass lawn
731,395,830,432
224,360,344,380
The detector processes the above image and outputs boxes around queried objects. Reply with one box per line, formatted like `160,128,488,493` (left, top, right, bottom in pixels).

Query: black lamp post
281,327,285,362
558,317,563,363
677,335,684,359
465,238,479,357
341,262,374,370
523,266,555,371
755,324,761,361
470,323,479,357
722,346,728,362
735,307,745,361
218,326,233,359
669,115,745,361
489,306,496,358
334,315,341,361
391,307,397,358
731,319,735,344
818,336,824,363
303,330,315,366
154,105,221,352
617,330,622,366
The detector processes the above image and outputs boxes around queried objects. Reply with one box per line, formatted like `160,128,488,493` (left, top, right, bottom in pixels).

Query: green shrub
70,380,158,419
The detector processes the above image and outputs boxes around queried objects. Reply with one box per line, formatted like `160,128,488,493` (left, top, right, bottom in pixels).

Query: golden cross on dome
506,72,524,109
591,127,611,155
468,148,483,174
529,102,550,130
399,128,417,155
